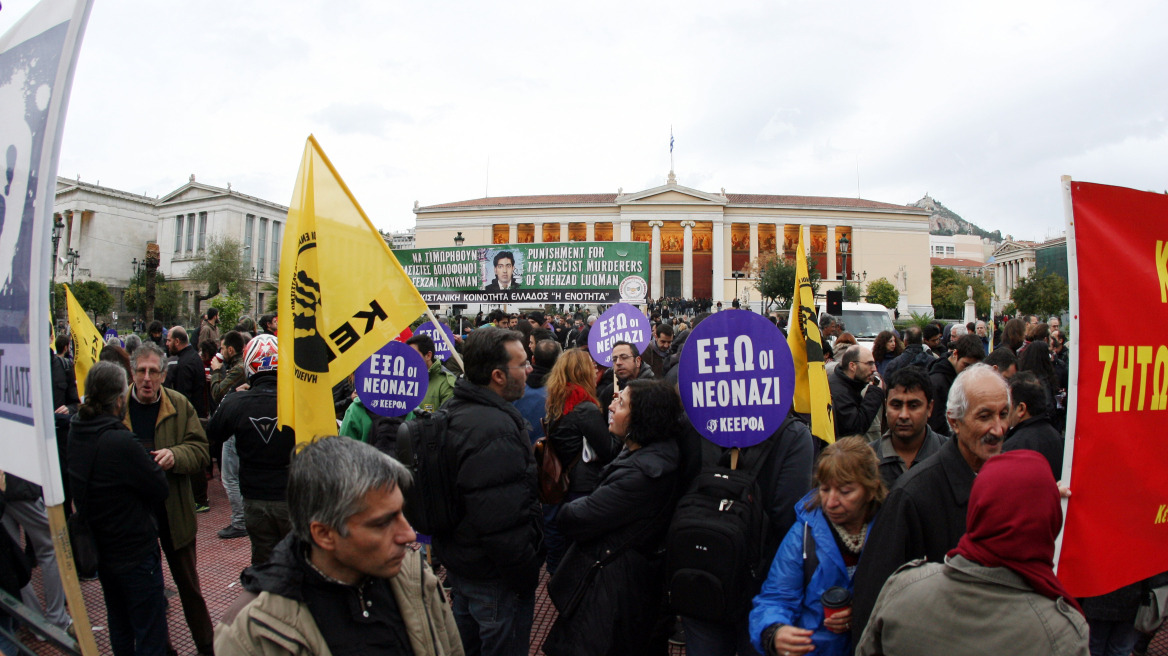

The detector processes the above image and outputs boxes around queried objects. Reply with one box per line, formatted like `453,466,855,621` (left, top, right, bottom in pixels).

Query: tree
1010,269,1068,318
842,281,862,302
262,281,279,314
210,291,248,330
58,281,114,322
186,236,250,314
866,277,899,309
750,253,821,311
123,270,182,324
931,267,991,318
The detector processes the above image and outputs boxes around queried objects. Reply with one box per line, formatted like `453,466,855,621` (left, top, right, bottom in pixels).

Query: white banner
0,0,93,504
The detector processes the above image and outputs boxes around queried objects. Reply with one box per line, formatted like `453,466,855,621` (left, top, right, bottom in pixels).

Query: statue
967,285,973,300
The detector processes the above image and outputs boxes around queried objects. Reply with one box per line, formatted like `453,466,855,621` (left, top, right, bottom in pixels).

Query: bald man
165,325,207,417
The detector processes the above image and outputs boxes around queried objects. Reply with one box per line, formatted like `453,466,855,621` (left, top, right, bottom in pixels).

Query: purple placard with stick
354,341,429,417
587,303,652,367
678,310,796,448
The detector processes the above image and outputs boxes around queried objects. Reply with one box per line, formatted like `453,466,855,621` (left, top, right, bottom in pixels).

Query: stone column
649,220,663,299
803,225,812,256
749,222,759,264
509,223,518,244
775,223,783,256
620,219,632,242
560,223,569,243
534,223,544,243
585,222,595,242
827,226,837,281
682,220,695,299
712,219,725,303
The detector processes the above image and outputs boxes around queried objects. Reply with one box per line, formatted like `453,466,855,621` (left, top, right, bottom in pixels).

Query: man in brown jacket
215,436,462,655
126,342,214,655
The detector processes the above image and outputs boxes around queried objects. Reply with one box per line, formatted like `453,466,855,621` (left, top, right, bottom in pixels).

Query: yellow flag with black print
278,136,429,442
787,231,835,444
64,284,106,398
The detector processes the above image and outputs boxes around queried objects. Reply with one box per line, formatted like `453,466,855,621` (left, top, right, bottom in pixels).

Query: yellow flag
278,136,429,442
64,284,106,398
787,231,836,444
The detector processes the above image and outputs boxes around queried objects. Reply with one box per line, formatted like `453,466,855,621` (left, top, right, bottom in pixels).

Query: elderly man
126,342,214,655
215,436,461,654
829,344,885,441
851,363,1009,643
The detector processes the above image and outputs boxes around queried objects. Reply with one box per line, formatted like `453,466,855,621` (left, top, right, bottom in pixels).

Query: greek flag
670,132,674,153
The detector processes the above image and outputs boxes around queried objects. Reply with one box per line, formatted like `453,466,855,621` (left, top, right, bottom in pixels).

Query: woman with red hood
856,450,1089,656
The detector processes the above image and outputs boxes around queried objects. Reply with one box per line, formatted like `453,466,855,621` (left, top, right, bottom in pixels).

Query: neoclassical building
414,173,933,314
989,236,1068,307
53,176,287,324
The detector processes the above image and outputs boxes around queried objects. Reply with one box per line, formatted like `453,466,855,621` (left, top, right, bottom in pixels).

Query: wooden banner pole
45,504,99,656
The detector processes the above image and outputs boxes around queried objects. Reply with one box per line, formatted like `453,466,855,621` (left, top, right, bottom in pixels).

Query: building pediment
618,181,727,206
157,181,229,206
992,240,1036,258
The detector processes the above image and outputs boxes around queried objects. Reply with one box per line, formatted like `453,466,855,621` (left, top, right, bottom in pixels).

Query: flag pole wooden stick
422,307,464,372
46,504,99,656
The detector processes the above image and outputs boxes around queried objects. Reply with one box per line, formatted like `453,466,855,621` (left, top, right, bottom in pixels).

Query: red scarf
562,383,596,416
948,450,1082,614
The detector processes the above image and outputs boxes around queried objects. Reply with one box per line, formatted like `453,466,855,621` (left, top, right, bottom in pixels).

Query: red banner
1059,181,1168,596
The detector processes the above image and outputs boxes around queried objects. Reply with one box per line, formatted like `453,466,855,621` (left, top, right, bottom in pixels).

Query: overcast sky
3,0,1164,242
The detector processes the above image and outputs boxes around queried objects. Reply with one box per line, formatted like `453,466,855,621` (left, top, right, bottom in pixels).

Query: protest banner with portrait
395,242,649,305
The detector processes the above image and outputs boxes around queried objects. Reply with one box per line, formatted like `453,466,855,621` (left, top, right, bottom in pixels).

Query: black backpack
665,436,778,623
395,409,459,536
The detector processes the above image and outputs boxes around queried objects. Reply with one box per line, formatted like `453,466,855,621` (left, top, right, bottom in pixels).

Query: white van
816,301,896,346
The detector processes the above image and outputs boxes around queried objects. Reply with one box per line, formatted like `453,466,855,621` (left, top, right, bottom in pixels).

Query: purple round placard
587,303,652,367
678,310,796,448
414,321,456,362
354,341,429,417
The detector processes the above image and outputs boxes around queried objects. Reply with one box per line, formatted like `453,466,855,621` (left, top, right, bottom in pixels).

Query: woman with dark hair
871,330,903,379
751,437,887,656
1018,340,1062,428
68,362,169,656
542,349,622,574
543,379,682,656
99,343,134,383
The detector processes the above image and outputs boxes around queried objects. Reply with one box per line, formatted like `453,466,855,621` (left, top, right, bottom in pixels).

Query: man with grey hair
851,363,1010,642
215,436,461,655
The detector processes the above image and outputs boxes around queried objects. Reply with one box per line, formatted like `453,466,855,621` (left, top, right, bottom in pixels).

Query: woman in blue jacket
750,437,887,656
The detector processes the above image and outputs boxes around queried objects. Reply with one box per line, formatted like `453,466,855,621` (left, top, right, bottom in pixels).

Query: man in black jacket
206,334,295,565
926,334,985,436
597,341,655,417
830,345,885,440
851,363,1009,643
1003,372,1063,479
164,326,207,418
436,327,544,656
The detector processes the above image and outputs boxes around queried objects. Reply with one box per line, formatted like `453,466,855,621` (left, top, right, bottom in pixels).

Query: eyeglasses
862,361,876,366
135,368,164,378
613,354,636,362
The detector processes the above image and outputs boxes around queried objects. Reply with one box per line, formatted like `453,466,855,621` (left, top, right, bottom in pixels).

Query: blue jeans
682,615,763,656
446,571,535,656
0,612,23,656
1087,618,1141,656
98,549,168,656
221,437,246,530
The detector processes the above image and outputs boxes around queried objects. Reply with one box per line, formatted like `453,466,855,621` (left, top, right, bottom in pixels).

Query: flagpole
422,306,464,372
1053,174,1078,571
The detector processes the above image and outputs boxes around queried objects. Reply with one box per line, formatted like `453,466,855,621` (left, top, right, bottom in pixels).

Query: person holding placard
596,342,654,415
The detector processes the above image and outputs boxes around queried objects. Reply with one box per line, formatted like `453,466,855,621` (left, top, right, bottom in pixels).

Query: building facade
414,173,933,314
52,176,288,326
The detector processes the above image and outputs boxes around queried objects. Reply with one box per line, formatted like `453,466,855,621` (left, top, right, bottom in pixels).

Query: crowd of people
0,303,1162,656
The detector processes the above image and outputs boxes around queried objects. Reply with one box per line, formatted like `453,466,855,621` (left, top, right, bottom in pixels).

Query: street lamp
454,231,465,247
838,234,849,281
253,266,264,318
732,270,746,303
51,216,64,317
65,248,80,284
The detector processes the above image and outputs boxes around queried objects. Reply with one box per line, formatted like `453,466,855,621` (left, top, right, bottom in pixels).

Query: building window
175,215,184,253
245,214,255,264
270,222,282,274
258,217,268,274
186,213,196,254
197,212,207,252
